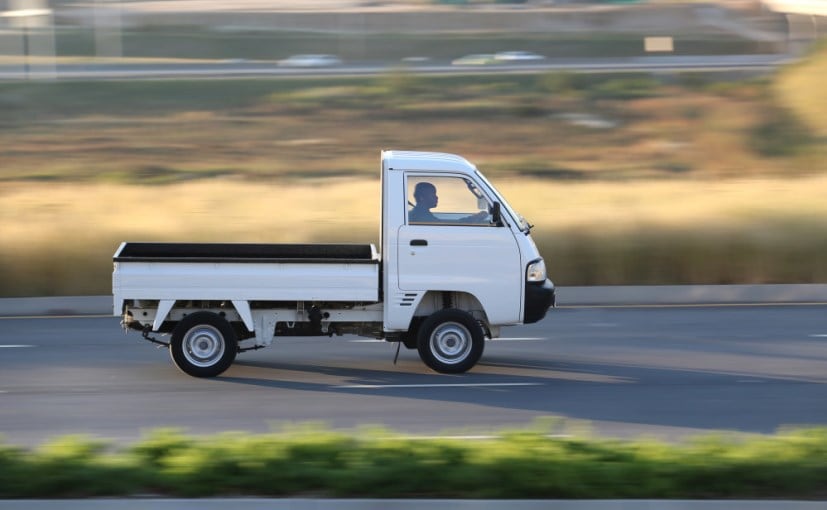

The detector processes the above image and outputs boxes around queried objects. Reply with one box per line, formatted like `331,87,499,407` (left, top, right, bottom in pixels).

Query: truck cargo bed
112,242,381,312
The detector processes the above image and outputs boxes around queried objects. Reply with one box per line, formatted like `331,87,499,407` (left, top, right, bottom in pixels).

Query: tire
417,309,485,374
170,312,237,378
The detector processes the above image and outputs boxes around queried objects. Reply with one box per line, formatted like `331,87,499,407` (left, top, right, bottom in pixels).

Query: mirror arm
491,202,503,227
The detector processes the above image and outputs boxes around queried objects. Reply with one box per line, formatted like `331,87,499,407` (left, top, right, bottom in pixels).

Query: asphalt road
0,54,792,80
1,303,826,447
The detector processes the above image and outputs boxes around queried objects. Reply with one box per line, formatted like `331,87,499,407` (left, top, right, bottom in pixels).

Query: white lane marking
0,315,110,320
810,334,827,338
0,345,34,348
348,337,546,343
562,302,827,309
336,382,543,389
493,337,546,341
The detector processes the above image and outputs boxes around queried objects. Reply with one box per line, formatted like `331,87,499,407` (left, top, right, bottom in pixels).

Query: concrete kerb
560,284,827,306
0,295,113,317
2,284,827,317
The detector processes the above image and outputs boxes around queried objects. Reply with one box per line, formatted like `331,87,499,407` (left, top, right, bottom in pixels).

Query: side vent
397,293,418,307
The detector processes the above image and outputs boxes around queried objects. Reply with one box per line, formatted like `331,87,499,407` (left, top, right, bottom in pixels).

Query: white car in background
451,54,498,66
278,54,342,67
494,51,546,62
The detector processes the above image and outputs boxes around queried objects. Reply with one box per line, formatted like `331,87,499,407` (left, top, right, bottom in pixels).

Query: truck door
397,174,522,325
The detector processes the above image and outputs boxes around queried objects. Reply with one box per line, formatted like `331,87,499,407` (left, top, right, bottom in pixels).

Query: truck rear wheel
170,312,237,378
417,309,484,374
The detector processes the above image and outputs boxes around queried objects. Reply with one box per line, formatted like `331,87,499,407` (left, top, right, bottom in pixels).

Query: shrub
586,75,660,100
748,105,814,158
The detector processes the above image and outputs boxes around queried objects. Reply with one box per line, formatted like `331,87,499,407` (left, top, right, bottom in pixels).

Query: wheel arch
412,290,490,330
144,299,254,333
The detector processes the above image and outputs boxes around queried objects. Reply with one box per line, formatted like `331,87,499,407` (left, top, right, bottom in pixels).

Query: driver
408,182,489,224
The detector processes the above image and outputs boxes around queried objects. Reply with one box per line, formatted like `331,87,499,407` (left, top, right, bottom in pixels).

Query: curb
1,285,827,317
0,296,112,317
560,284,827,306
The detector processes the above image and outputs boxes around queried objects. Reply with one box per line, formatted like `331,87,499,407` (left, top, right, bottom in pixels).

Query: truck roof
382,150,478,174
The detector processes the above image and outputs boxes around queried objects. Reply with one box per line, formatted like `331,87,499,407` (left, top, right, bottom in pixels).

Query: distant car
401,56,431,64
494,51,546,62
278,54,342,68
451,54,498,66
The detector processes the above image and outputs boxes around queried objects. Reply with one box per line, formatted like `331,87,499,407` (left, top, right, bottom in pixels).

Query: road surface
1,303,826,447
0,54,793,80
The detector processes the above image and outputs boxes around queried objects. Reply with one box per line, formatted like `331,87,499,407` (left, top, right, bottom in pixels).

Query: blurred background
0,0,825,296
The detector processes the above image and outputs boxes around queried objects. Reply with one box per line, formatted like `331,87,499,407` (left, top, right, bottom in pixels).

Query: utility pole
94,0,123,60
1,0,55,79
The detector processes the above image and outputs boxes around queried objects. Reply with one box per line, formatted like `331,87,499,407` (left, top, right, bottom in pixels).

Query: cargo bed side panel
115,261,379,303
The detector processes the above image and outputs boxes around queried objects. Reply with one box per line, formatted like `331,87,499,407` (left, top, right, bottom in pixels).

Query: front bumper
524,279,556,324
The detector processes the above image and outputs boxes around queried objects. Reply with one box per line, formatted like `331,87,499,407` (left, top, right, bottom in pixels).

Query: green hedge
2,425,827,499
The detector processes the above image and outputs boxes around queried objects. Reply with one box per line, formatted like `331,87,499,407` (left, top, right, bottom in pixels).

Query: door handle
410,239,428,246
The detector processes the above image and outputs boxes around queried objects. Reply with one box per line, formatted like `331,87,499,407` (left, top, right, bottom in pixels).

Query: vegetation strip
1,425,827,499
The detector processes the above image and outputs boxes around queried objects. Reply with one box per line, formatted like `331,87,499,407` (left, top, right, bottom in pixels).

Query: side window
407,176,492,226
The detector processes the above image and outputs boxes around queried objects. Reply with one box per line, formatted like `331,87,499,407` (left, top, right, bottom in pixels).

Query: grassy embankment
1,44,825,296
2,424,827,499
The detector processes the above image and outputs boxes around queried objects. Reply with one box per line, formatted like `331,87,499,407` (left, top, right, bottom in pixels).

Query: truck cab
381,150,553,332
114,151,555,378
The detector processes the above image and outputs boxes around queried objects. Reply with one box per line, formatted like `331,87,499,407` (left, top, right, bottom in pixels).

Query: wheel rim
182,324,225,368
429,321,472,365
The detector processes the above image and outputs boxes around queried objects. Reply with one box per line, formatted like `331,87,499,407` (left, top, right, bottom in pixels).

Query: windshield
475,171,531,233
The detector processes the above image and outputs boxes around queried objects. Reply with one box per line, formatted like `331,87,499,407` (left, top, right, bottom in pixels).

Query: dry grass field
3,174,827,295
1,45,825,296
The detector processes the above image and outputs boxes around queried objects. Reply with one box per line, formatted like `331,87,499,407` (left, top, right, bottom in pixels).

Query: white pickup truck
113,150,555,378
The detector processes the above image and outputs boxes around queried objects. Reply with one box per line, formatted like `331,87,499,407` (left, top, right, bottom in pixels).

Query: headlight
526,259,546,282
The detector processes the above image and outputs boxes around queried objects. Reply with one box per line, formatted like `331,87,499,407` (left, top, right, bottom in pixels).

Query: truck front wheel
417,309,484,374
170,312,237,378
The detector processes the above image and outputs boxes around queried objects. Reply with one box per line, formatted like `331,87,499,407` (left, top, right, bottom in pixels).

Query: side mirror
491,202,502,226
